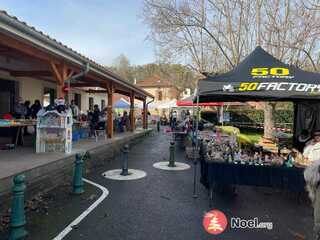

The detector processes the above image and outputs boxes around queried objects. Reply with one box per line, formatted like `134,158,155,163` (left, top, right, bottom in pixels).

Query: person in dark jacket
24,101,31,119
14,98,27,119
30,99,42,119
122,111,130,132
89,104,100,137
23,100,31,135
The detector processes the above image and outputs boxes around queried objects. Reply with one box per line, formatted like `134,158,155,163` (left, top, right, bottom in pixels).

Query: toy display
201,129,311,168
36,109,73,153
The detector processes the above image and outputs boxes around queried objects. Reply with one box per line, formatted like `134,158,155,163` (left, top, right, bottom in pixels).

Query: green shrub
201,109,293,126
229,110,293,125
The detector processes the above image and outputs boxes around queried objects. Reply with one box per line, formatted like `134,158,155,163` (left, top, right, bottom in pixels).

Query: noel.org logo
203,209,273,235
203,210,228,235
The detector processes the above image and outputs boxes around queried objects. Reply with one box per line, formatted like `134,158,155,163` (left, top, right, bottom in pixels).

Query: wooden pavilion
0,11,153,138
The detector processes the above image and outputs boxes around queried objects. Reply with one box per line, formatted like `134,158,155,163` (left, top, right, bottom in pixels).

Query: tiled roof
0,10,154,99
137,75,173,87
0,10,103,70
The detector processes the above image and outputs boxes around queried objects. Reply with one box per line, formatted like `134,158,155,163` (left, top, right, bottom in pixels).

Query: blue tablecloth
200,160,306,192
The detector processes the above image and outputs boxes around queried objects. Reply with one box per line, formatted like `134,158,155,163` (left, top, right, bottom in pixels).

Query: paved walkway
63,131,313,240
0,129,149,180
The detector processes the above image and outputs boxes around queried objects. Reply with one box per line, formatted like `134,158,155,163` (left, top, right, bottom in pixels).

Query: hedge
229,110,293,125
201,110,293,125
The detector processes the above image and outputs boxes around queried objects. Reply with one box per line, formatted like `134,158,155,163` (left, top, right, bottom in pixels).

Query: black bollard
192,158,198,198
192,146,199,199
120,144,130,176
168,141,176,167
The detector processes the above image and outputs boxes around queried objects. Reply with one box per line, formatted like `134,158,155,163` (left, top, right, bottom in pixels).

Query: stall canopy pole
195,94,200,149
221,105,224,126
192,92,200,198
192,100,195,143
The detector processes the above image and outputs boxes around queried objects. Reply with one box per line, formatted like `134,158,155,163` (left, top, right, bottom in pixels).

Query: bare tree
111,54,134,83
142,0,320,139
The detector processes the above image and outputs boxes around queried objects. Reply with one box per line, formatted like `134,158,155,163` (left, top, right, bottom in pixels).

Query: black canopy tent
196,46,320,142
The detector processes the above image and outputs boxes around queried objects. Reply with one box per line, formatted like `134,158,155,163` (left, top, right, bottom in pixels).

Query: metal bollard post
9,175,28,240
157,121,160,132
168,141,176,167
120,144,130,176
192,155,198,199
73,153,84,194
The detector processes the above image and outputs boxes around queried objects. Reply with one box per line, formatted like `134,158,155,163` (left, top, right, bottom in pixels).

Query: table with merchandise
0,119,37,147
198,130,307,206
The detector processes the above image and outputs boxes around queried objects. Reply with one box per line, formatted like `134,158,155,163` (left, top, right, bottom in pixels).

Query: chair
94,121,107,142
94,130,107,142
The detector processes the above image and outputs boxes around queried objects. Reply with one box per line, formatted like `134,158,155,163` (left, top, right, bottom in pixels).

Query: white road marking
52,178,109,240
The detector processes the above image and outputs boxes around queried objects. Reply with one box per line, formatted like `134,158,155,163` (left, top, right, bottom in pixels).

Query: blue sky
0,0,155,66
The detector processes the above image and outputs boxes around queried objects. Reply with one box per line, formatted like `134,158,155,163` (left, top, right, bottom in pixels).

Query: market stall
36,99,73,153
201,161,305,206
114,98,131,109
0,119,37,147
175,97,222,152
176,96,223,107
36,109,73,153
196,46,320,203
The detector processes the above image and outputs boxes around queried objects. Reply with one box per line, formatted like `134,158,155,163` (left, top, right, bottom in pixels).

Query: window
74,93,81,110
101,99,105,110
43,87,56,107
158,91,163,101
89,97,94,111
0,80,17,114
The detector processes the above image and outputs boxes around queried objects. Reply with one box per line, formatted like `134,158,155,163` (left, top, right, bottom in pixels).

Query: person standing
70,100,80,120
169,110,173,128
13,98,26,145
23,101,31,135
24,101,31,119
172,110,177,129
186,110,191,118
122,111,130,132
31,99,42,119
117,113,123,132
181,110,186,121
304,161,320,240
89,104,100,137
97,107,107,130
303,130,320,162
14,98,27,119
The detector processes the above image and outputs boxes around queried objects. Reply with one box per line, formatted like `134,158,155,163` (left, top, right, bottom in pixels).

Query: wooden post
50,62,69,99
107,83,114,138
130,91,135,131
143,99,148,129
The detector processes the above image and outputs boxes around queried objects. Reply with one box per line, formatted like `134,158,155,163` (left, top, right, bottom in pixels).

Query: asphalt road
64,130,313,240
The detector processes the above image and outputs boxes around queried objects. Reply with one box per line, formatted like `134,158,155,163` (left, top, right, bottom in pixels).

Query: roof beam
50,62,63,84
67,69,74,79
0,32,60,63
85,89,107,93
70,83,102,88
0,31,153,99
10,70,52,77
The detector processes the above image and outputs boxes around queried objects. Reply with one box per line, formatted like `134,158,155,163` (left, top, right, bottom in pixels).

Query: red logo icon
203,210,228,235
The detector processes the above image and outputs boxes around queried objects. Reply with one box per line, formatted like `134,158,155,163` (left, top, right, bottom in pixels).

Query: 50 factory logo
251,67,293,79
229,67,320,93
238,82,320,92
